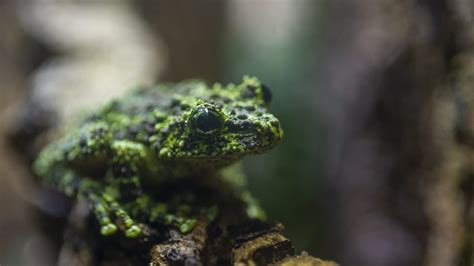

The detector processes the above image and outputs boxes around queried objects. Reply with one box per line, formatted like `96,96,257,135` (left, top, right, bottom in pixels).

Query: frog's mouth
172,127,282,160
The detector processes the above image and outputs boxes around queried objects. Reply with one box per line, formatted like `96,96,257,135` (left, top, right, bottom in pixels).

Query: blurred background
1,1,474,266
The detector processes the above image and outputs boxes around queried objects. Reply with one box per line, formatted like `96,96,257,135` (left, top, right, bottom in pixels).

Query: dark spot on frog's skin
255,111,263,117
245,106,255,112
145,105,155,112
116,131,127,139
112,164,134,177
152,141,161,150
180,104,190,111
108,100,120,109
242,121,252,128
125,127,138,139
225,120,239,132
244,139,258,149
225,119,255,133
79,138,87,148
155,115,166,123
229,110,236,115
241,85,258,99
222,97,231,104
91,127,107,138
175,121,186,131
237,114,248,120
170,98,181,107
145,125,155,134
241,121,252,129
128,125,139,135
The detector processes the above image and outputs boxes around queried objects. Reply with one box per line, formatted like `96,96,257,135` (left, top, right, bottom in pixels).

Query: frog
33,76,283,238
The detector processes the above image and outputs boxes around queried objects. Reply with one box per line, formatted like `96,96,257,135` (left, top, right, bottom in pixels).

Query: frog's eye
261,84,272,104
190,107,224,136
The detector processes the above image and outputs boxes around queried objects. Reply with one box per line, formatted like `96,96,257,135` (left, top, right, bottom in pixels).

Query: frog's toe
125,224,142,238
108,202,142,238
101,223,118,236
179,219,197,234
88,193,119,236
162,214,198,234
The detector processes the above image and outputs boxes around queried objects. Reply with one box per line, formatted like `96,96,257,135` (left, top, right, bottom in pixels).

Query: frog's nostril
263,120,283,142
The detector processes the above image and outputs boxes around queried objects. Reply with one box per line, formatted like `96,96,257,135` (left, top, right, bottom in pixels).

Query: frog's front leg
78,181,141,237
110,140,148,198
64,124,141,237
108,140,149,237
79,181,118,236
74,178,139,237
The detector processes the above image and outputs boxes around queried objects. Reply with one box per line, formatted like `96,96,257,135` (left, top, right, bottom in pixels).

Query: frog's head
157,76,283,164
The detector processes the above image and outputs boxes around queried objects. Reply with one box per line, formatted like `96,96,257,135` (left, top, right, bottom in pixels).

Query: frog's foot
89,194,118,236
109,201,142,238
166,215,198,234
87,192,141,238
110,140,146,200
149,203,197,234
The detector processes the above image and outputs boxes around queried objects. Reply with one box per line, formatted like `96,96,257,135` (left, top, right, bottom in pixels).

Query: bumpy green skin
33,76,283,238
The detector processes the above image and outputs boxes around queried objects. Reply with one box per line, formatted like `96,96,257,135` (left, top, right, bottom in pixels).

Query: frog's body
33,76,283,238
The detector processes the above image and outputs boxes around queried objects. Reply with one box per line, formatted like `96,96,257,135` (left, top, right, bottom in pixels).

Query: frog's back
94,80,207,118
74,80,211,144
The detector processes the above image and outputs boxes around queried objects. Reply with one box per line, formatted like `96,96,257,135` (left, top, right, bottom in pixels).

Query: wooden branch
47,177,335,265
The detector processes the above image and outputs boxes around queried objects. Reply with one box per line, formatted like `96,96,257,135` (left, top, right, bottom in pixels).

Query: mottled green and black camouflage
33,76,283,238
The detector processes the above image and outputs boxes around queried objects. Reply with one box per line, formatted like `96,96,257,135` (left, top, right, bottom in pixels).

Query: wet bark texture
322,0,474,265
